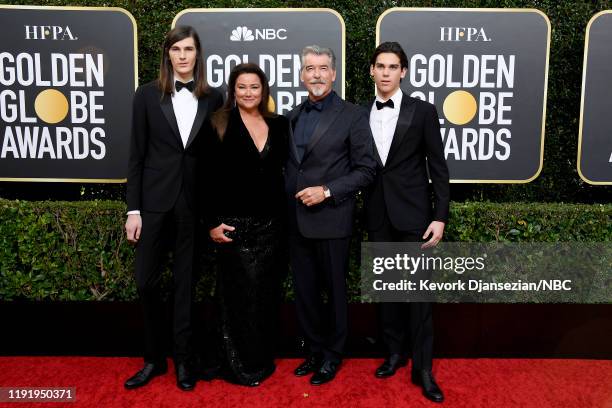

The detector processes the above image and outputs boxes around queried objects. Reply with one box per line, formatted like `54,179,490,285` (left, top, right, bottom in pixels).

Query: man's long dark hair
158,26,209,98
212,63,275,140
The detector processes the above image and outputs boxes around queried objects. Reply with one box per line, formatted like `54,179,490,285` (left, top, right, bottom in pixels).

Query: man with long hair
124,25,223,391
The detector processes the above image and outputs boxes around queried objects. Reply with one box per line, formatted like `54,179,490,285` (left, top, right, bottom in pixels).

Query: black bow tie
304,100,323,113
376,99,394,110
175,80,195,93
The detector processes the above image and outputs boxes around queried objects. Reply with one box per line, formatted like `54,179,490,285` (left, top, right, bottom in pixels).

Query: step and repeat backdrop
0,5,137,182
578,10,612,185
173,8,345,115
377,8,550,183
0,5,609,184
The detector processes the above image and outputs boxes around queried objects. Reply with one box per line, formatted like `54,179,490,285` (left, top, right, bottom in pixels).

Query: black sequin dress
202,108,289,386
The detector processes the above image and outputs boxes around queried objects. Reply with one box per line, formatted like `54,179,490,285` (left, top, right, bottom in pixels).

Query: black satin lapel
372,143,384,168
160,94,183,148
288,126,300,164
290,105,301,131
303,101,343,159
184,97,209,149
369,98,384,167
288,104,304,164
385,96,416,165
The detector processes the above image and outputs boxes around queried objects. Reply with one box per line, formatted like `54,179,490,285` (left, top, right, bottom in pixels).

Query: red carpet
0,357,611,407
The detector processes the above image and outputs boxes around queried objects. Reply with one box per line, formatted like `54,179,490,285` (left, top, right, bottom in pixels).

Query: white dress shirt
127,78,198,216
171,78,198,148
369,88,403,166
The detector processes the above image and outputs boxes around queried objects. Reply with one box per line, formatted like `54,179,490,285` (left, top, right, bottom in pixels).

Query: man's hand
421,221,445,249
125,214,142,244
209,223,236,243
296,186,327,207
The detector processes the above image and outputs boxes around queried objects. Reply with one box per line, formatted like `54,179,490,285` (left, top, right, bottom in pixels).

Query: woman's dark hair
369,41,409,70
158,25,209,98
212,63,275,139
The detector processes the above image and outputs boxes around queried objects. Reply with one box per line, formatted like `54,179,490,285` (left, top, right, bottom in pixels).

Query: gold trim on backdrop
376,7,551,184
577,10,612,185
173,8,346,99
0,178,127,183
0,4,138,184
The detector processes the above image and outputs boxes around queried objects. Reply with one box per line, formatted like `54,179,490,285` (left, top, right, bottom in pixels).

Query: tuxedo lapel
369,98,384,168
303,95,343,160
385,93,416,165
184,96,209,150
160,94,183,149
288,103,304,164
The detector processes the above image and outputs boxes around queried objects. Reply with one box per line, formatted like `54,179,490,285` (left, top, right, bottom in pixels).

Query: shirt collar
174,76,194,83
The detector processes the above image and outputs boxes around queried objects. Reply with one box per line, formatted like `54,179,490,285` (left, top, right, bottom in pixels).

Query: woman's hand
209,223,236,243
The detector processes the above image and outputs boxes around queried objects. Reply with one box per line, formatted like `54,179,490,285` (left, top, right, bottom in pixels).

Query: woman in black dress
201,63,288,386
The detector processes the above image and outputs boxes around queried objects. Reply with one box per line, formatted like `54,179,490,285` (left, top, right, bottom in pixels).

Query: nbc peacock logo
230,26,254,42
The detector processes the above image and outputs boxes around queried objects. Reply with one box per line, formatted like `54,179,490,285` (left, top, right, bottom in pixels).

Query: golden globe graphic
34,89,70,124
0,5,137,182
1,54,106,161
443,90,478,126
377,8,550,182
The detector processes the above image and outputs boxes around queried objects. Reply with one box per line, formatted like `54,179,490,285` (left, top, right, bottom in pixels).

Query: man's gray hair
300,45,336,70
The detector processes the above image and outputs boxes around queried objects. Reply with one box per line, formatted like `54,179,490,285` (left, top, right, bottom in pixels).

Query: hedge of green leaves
1,198,608,301
0,0,610,202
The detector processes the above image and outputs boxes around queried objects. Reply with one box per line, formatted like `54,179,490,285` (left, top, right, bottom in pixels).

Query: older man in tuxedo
285,45,376,386
124,26,222,391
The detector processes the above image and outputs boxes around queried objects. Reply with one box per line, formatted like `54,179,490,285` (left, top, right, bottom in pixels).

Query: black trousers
134,188,195,364
289,233,350,363
368,211,434,371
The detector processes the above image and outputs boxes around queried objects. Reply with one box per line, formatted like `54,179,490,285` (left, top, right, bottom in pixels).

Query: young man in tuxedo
123,26,223,391
285,45,376,385
366,42,450,403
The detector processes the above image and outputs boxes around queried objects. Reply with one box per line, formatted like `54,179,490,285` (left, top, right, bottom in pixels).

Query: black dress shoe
175,362,197,391
310,360,340,386
375,354,408,378
124,362,167,389
411,369,444,403
294,355,322,377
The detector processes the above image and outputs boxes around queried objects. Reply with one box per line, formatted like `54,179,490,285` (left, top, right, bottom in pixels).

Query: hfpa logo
25,25,77,40
440,27,491,42
230,26,287,42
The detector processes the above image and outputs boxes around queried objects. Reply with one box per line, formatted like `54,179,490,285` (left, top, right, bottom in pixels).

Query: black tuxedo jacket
285,92,376,239
365,92,450,232
126,81,223,213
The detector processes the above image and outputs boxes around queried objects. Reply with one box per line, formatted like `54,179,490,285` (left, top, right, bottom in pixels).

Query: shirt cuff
127,210,140,215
